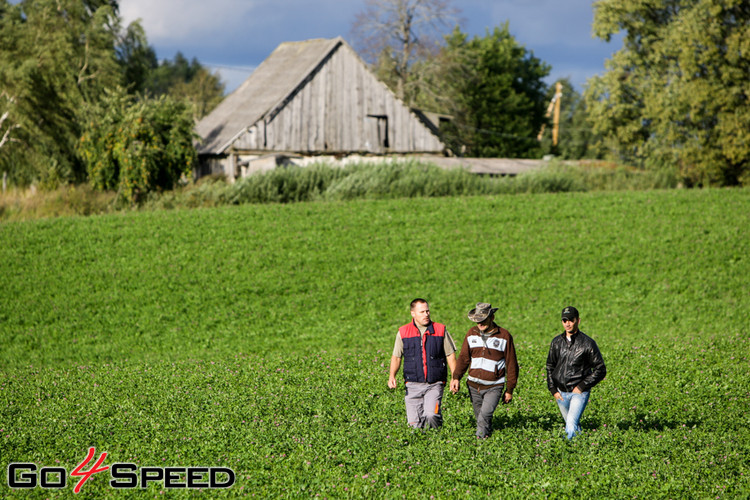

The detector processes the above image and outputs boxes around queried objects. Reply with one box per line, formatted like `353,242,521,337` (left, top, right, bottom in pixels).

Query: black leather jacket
546,331,606,394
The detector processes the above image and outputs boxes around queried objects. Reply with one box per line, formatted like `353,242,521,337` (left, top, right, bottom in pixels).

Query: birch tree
0,92,20,151
350,0,461,102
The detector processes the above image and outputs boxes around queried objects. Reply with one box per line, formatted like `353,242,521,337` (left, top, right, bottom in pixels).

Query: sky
119,0,624,95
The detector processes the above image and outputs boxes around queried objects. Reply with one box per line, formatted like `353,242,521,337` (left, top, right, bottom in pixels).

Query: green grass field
1,188,749,498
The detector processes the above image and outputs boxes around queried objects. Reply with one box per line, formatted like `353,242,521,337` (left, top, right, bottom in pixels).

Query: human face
477,315,494,332
410,302,431,327
562,317,580,335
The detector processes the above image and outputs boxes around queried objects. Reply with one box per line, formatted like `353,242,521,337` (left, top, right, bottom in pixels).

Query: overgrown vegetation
1,190,748,497
3,0,748,202
0,184,116,220
0,0,222,192
0,160,681,220
78,91,197,204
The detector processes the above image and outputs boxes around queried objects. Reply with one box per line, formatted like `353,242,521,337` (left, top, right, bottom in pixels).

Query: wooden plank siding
231,42,443,155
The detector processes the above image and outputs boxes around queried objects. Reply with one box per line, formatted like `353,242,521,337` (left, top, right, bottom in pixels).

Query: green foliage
0,0,122,186
587,0,750,186
539,79,601,160
429,25,550,158
0,160,684,219
0,0,222,190
221,161,679,203
368,22,553,159
78,91,197,203
141,52,226,119
222,161,492,203
116,20,158,95
0,190,749,497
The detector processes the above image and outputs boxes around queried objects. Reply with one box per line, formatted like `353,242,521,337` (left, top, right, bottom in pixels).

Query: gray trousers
404,381,444,429
468,383,504,438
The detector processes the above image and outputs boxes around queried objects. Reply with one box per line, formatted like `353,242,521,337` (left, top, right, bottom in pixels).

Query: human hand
388,376,397,389
503,392,512,403
553,392,563,401
449,379,459,394
572,387,582,394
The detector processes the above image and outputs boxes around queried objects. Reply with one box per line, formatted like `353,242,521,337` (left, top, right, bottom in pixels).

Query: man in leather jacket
545,306,606,439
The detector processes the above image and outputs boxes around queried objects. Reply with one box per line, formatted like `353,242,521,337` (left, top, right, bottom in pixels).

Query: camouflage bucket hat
467,302,499,323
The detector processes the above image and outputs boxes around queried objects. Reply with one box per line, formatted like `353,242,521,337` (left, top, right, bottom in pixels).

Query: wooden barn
195,37,446,180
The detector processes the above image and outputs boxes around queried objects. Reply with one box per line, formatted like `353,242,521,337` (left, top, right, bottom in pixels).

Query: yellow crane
537,81,563,146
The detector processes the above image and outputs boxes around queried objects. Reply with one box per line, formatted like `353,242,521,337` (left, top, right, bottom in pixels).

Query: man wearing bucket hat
388,298,458,429
450,302,518,439
546,306,606,440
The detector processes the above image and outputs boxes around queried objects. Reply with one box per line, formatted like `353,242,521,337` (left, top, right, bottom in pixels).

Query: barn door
366,114,389,152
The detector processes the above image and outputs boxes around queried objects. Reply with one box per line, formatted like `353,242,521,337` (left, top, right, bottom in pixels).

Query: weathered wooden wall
232,43,443,154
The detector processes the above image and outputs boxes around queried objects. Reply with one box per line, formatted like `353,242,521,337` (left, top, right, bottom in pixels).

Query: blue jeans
555,391,590,439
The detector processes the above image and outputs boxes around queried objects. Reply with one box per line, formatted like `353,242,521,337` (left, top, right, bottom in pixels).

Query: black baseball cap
561,306,579,320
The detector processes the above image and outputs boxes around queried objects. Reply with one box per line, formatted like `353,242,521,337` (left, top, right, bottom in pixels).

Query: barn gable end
195,37,445,180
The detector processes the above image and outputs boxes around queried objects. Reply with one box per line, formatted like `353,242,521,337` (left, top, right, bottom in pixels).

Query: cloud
119,0,364,68
118,0,619,93
120,0,360,46
459,0,600,49
120,0,259,43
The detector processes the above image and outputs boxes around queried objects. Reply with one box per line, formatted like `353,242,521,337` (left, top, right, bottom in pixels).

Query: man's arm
546,339,562,399
449,333,471,393
503,335,519,403
446,352,457,377
446,352,459,393
388,356,402,389
578,340,606,392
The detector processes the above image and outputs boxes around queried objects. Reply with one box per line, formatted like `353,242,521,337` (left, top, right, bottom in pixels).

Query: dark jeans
467,383,504,438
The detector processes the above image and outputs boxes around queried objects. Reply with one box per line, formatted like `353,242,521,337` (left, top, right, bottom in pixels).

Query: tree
116,20,158,95
586,0,750,186
149,53,225,119
137,52,225,120
350,0,461,102
425,25,550,158
0,0,123,186
0,92,20,151
0,0,220,189
78,91,197,204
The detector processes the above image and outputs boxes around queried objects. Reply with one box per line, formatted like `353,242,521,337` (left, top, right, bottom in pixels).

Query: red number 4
70,447,109,494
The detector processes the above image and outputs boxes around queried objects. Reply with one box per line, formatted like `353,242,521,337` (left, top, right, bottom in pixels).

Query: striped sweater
453,323,518,393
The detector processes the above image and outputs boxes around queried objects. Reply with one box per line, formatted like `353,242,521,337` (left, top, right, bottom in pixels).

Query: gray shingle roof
196,37,343,155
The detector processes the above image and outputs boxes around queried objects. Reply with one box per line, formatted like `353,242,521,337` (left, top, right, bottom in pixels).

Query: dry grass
0,184,118,221
0,161,682,222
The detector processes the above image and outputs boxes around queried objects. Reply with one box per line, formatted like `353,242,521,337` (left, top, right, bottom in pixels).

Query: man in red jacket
450,302,519,438
388,298,457,429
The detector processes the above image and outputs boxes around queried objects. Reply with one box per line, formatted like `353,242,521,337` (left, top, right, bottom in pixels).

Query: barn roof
196,37,344,155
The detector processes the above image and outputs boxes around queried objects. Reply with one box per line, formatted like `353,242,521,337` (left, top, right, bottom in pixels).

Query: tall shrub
79,91,197,203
